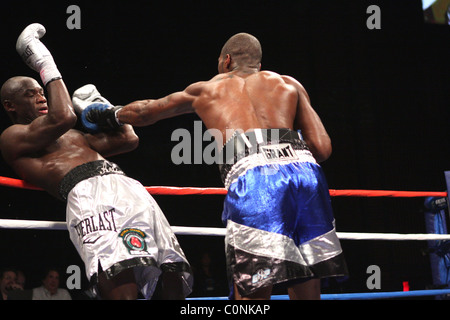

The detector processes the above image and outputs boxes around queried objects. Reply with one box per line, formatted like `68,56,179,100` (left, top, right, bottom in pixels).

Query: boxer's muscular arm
117,82,204,126
282,75,332,162
1,24,76,162
0,80,76,162
84,124,139,158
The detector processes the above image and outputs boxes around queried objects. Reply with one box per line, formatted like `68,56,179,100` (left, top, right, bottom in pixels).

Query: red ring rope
0,176,446,197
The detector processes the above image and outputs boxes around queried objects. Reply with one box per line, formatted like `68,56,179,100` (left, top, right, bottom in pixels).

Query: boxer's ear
224,54,232,72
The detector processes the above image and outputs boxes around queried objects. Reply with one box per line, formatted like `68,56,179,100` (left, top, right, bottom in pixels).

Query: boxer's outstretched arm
118,93,192,126
117,82,203,126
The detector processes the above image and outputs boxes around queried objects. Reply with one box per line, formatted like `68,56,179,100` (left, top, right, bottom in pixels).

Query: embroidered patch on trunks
119,228,148,255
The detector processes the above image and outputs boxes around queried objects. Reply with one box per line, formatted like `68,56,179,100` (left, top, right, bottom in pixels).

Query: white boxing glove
72,84,122,133
72,84,113,115
16,23,61,86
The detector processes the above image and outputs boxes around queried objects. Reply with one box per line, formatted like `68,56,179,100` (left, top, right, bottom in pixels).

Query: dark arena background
0,0,449,300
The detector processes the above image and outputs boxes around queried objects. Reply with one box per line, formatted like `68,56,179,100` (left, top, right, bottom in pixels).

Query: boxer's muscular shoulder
0,124,25,161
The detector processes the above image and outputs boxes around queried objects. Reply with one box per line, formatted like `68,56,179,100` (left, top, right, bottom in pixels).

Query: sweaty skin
0,77,138,200
112,41,333,300
0,77,140,299
117,62,331,163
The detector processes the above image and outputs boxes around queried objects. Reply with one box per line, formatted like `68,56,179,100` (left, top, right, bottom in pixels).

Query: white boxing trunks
59,160,193,299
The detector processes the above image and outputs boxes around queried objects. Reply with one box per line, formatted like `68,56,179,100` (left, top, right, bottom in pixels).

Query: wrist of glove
16,23,61,86
39,60,62,86
81,103,123,134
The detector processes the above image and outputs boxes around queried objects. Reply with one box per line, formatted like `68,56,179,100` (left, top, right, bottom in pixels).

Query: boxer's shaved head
1,76,31,104
220,33,262,68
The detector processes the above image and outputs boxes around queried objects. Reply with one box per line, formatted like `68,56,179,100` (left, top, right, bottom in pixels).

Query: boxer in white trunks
0,24,193,300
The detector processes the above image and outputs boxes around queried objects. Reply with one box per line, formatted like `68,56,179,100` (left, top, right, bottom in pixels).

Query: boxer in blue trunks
86,33,348,300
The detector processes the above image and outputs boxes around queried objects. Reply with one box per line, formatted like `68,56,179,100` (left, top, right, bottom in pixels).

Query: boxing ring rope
1,175,449,299
0,176,447,197
3,218,450,241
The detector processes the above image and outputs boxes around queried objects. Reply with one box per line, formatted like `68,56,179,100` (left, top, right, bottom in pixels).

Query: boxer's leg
233,283,273,300
288,278,321,300
160,272,185,300
97,269,138,300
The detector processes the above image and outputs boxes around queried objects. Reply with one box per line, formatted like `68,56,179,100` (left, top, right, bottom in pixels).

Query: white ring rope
1,219,450,240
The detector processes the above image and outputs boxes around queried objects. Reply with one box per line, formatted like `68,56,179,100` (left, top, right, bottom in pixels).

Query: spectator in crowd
7,269,33,300
193,252,227,297
0,268,19,300
32,267,71,300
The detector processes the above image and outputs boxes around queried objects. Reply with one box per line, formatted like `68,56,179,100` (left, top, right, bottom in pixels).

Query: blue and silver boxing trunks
219,129,348,297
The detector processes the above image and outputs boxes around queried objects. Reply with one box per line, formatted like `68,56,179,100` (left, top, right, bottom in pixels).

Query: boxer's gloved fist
72,84,112,115
72,84,122,133
82,104,123,134
16,23,61,86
